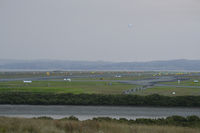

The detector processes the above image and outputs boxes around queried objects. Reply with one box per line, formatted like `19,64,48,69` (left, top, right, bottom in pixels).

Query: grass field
0,117,199,133
0,71,200,96
132,86,200,96
0,81,137,94
160,80,200,86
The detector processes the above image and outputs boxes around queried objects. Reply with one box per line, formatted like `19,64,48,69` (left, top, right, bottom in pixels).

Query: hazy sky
0,0,200,62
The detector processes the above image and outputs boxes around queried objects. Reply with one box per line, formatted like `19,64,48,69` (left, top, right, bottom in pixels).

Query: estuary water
0,105,199,120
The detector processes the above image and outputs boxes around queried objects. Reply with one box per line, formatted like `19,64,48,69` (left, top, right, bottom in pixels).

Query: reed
0,117,199,133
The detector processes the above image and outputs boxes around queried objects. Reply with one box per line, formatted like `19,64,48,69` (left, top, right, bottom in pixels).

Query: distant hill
0,59,200,71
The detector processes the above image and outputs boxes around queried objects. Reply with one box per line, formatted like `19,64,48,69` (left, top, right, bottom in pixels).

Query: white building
64,78,71,82
23,80,32,83
115,75,121,78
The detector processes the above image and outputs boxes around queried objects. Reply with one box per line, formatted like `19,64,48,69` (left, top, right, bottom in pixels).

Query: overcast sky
0,0,200,62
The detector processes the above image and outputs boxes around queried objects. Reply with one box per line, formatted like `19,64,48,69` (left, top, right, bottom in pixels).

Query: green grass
1,72,200,96
0,81,137,94
160,80,200,86
133,86,200,96
1,80,199,96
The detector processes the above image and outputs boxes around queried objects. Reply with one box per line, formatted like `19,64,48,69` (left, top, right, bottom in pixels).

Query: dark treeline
0,92,200,107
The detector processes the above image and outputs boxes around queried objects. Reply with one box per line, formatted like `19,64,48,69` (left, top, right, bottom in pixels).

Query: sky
0,0,200,62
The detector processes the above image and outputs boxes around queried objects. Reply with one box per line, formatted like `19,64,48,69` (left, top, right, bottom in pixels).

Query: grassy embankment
133,78,200,96
0,81,137,94
0,117,200,133
1,80,200,96
0,72,200,96
160,80,200,86
133,86,200,96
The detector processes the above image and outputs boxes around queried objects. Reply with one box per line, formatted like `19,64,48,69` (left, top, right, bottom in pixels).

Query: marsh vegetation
0,116,200,133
